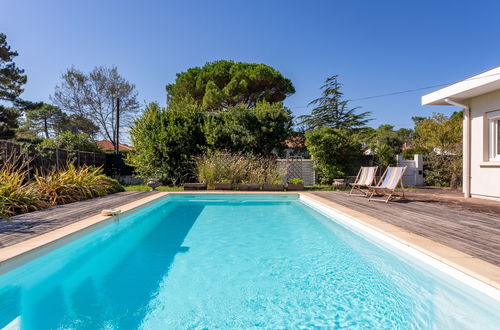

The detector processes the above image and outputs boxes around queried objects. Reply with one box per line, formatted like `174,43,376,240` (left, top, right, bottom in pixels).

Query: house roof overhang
422,66,500,106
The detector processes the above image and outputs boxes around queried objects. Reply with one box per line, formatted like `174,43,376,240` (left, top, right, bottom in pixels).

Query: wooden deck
0,191,159,248
311,191,500,266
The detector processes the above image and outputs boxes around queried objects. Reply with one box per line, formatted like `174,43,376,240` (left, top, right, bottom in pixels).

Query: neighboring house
422,66,500,201
283,136,308,158
96,140,134,152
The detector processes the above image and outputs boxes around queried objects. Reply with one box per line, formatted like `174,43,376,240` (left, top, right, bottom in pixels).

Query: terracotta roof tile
96,140,134,151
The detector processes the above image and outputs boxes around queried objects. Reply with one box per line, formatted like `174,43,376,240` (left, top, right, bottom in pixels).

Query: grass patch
125,184,342,192
305,185,336,191
124,185,184,191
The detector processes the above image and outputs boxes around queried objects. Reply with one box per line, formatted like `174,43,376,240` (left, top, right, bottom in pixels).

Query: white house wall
469,89,500,200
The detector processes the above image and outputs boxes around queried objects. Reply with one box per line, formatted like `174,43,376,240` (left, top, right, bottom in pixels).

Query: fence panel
277,158,315,185
0,140,106,175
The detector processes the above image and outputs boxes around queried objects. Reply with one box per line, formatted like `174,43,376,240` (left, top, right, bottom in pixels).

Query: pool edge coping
300,192,500,293
0,190,498,294
0,192,170,272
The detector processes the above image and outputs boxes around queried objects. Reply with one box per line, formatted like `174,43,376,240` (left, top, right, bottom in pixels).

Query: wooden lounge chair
349,166,378,197
368,166,407,203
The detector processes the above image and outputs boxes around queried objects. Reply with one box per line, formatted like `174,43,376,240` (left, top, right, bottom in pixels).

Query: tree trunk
43,118,49,138
450,172,459,190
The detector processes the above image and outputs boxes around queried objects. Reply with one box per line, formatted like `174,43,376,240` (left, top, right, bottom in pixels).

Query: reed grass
194,152,284,186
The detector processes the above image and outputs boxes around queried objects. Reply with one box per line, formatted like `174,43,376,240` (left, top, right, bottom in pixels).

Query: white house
422,66,500,201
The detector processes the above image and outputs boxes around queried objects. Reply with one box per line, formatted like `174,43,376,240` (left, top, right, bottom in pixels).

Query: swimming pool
0,194,498,329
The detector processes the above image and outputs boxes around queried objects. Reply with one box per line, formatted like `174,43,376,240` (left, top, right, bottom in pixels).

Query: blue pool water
0,194,498,329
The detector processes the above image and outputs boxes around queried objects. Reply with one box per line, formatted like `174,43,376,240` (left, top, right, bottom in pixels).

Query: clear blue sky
2,0,500,129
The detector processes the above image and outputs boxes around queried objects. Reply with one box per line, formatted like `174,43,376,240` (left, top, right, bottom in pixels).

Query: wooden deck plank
0,191,159,248
311,191,500,266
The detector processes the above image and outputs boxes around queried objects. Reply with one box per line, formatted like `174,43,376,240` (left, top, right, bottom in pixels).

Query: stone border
1,190,499,296
0,192,169,273
300,192,500,293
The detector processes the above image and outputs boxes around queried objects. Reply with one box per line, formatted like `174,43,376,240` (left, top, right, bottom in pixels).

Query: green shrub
217,101,293,156
423,153,462,188
126,102,208,185
40,131,102,152
105,177,125,193
401,147,428,160
288,178,304,184
127,101,293,184
305,127,363,184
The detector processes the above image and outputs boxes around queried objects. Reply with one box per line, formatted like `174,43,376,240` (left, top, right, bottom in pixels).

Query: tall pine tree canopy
298,75,371,130
0,33,27,102
166,60,295,111
0,33,28,139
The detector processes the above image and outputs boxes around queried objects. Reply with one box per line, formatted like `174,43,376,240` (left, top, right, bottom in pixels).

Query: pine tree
0,33,27,139
298,75,371,130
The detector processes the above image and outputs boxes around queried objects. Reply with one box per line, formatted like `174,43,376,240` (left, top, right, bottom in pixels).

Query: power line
350,83,449,101
287,71,500,110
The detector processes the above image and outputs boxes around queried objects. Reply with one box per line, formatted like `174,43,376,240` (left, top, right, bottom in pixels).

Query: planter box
262,183,284,191
238,183,261,191
213,182,232,190
183,183,207,190
287,183,304,191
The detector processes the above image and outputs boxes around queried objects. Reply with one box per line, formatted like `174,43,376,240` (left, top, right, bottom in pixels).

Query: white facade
468,90,500,200
422,67,500,201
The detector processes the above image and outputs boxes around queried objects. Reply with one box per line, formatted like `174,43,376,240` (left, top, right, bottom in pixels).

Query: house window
488,111,500,161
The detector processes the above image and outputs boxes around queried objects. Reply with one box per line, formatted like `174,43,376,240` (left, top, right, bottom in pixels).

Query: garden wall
396,154,424,186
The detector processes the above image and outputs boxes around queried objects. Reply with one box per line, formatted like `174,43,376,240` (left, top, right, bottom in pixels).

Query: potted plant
287,178,304,191
332,178,346,189
262,179,284,191
183,182,207,190
146,178,161,191
213,179,232,190
238,180,261,191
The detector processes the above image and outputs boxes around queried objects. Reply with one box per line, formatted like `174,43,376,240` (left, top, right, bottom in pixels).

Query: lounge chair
368,166,407,203
349,166,378,196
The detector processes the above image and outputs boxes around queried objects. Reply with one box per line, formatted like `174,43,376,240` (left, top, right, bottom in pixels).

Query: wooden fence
0,140,106,178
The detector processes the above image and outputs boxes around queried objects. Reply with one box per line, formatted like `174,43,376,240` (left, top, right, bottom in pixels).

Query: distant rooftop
96,140,134,151
285,136,305,148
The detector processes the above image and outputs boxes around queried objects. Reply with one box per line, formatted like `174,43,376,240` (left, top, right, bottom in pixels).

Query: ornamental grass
0,165,46,218
194,152,284,187
0,164,124,219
